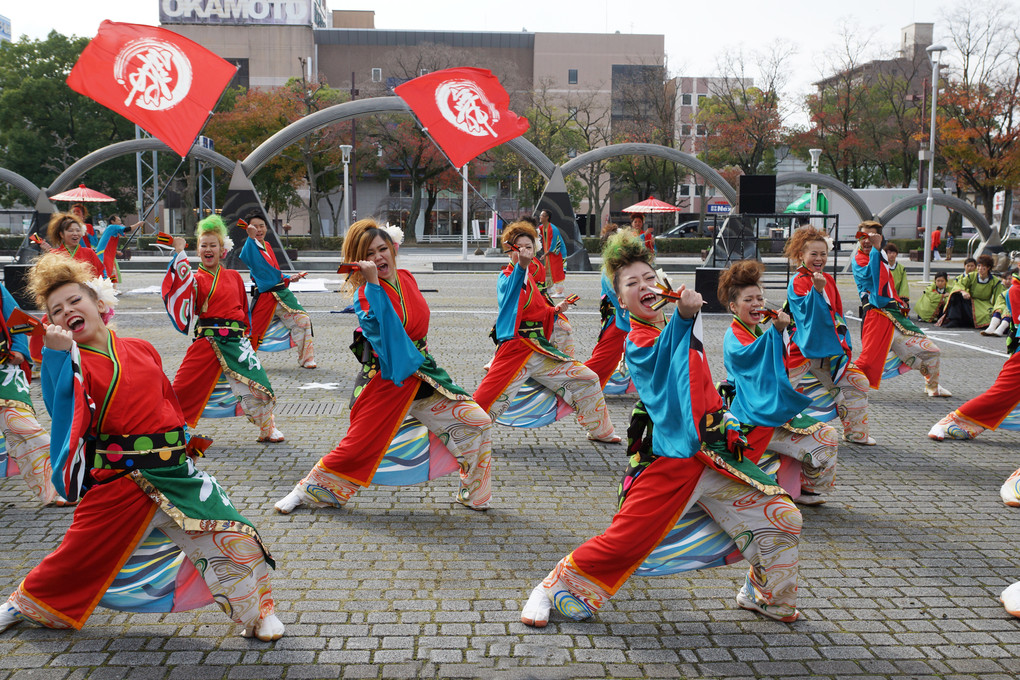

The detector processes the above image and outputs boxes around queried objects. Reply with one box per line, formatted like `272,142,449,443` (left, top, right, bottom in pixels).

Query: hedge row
581,237,1020,256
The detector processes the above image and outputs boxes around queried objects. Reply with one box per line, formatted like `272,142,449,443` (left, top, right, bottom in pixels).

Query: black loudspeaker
737,175,777,215
4,264,36,310
694,267,725,313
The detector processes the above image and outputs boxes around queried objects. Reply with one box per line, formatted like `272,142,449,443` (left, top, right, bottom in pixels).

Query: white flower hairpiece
222,235,234,253
85,276,118,323
382,223,404,246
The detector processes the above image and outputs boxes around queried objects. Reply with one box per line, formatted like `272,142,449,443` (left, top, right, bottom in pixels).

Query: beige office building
161,2,664,232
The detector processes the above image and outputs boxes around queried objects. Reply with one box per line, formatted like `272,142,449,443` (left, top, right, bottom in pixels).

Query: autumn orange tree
367,116,462,243
936,4,1020,222
938,80,1020,222
206,79,363,246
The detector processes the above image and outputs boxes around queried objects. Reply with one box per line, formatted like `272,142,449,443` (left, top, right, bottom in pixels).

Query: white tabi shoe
0,603,21,634
925,384,953,398
274,485,316,514
588,431,622,444
258,428,285,444
520,586,552,628
242,613,285,641
1002,582,1020,618
1000,468,1020,508
928,413,977,441
736,586,800,623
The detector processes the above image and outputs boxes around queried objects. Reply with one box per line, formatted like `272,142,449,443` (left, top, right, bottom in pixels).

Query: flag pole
408,113,514,228
119,82,234,253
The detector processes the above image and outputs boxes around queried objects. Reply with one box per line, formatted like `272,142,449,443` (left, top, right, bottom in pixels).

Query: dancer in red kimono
520,230,800,627
784,227,873,444
930,267,1020,492
538,210,568,298
0,254,283,640
473,221,618,442
163,216,283,443
274,219,492,513
718,260,839,505
852,221,950,396
44,212,104,276
240,213,316,368
30,212,106,368
584,269,631,390
0,282,66,506
94,215,140,285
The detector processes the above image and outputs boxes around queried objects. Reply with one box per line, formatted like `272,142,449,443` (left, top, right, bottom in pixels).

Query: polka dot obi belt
92,428,189,470
195,318,246,339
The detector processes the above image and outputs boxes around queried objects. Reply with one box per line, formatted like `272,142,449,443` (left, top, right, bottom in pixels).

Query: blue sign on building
0,15,11,43
706,203,731,214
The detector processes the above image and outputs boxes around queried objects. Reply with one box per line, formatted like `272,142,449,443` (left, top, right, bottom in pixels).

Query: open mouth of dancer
66,314,85,332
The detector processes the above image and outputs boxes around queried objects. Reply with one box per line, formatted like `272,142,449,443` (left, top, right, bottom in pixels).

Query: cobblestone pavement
2,267,1020,680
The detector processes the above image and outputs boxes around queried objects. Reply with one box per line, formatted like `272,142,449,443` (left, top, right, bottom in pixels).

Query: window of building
681,93,692,106
568,106,578,119
679,184,691,196
371,67,382,82
681,124,692,136
568,69,578,84
225,58,249,90
695,185,705,196
696,124,707,136
419,69,430,77
697,93,707,105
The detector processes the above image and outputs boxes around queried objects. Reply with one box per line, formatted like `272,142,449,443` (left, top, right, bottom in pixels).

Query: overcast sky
3,0,972,125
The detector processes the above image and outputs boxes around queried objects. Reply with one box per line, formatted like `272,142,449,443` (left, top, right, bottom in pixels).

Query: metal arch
560,143,738,205
775,172,873,223
0,168,44,204
241,96,557,179
48,139,236,194
505,137,556,179
875,193,1001,252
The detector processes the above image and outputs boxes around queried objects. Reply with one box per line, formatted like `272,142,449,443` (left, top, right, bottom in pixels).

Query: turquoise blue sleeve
355,283,424,386
625,313,700,458
494,264,527,342
724,326,810,426
553,225,567,256
240,237,284,292
601,273,630,331
787,279,847,358
94,223,126,254
1,285,29,359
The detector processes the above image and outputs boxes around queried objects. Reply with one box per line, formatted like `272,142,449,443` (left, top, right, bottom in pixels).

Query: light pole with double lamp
340,144,353,236
923,44,947,283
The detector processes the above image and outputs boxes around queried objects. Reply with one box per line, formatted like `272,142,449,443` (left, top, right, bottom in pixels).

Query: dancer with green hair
162,216,284,442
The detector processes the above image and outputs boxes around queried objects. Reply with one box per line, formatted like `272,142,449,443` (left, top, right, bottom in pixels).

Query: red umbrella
49,184,116,203
622,196,682,213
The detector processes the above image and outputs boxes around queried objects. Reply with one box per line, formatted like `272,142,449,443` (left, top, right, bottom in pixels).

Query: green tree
697,48,790,176
206,78,357,246
0,31,135,210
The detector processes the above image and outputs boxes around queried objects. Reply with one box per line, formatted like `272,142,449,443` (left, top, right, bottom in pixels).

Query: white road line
845,314,1008,358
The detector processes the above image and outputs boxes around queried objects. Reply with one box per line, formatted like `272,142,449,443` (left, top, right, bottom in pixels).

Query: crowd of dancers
0,209,1018,639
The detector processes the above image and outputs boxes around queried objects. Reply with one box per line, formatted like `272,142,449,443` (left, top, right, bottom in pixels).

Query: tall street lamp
809,148,822,228
923,44,947,283
340,144,353,236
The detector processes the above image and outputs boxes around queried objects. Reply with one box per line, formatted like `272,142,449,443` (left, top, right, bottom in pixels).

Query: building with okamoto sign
159,0,328,88
162,3,665,235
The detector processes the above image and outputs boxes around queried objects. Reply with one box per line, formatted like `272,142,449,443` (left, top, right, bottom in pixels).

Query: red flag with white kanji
67,21,236,157
394,67,529,168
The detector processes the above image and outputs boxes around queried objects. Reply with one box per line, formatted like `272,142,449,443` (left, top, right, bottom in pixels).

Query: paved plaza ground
2,264,1020,680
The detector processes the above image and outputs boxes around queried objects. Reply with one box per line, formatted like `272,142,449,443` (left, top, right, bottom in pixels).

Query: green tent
784,190,828,213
